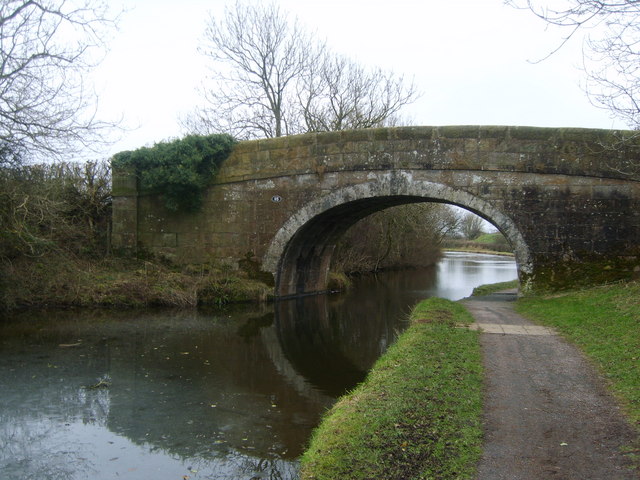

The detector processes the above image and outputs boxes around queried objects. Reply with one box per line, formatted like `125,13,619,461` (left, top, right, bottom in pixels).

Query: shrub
0,161,112,260
112,134,236,212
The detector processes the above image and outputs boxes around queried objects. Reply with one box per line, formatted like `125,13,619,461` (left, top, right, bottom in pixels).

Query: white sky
92,0,623,158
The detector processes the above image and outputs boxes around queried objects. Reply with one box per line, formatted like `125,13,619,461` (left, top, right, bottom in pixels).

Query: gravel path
462,292,639,480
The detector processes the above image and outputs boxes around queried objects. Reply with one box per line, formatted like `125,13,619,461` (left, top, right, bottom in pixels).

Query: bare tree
299,53,418,132
508,1,640,128
459,211,485,240
0,0,117,165
184,1,316,139
183,1,419,138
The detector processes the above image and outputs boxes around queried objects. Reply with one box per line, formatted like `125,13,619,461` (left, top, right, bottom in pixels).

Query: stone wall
111,125,640,294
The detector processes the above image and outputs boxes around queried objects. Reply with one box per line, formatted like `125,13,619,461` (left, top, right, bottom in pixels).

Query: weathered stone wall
111,126,640,294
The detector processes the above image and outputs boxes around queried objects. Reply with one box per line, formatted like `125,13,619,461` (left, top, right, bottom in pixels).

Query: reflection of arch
273,296,369,397
263,171,532,297
259,322,338,406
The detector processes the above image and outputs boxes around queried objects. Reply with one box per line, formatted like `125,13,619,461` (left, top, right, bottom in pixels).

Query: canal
0,252,516,480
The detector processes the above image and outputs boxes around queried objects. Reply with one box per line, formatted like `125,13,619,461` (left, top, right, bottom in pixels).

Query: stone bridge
112,126,640,295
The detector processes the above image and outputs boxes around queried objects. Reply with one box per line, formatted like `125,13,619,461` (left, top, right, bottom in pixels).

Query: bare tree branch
508,0,640,128
0,0,119,164
299,54,419,132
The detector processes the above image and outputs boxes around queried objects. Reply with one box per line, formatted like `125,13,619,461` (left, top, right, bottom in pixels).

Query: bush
112,134,236,212
0,161,111,260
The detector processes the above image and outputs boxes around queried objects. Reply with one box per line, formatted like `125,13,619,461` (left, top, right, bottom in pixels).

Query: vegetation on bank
472,279,520,296
0,161,111,262
516,281,640,427
0,254,272,312
300,298,483,480
442,231,514,256
0,157,272,313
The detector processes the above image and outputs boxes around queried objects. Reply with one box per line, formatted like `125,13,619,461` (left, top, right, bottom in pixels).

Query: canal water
0,252,516,480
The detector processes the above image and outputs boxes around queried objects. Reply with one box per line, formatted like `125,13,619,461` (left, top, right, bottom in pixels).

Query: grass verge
471,279,519,297
516,281,640,428
300,298,483,480
444,246,514,256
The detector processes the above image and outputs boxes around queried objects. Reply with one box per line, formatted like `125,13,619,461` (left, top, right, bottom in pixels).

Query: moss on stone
327,271,351,292
522,255,640,294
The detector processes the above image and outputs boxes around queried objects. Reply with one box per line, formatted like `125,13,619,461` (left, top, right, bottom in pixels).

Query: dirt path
462,292,638,480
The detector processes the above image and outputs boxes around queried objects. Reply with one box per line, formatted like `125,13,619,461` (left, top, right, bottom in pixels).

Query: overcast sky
93,0,624,158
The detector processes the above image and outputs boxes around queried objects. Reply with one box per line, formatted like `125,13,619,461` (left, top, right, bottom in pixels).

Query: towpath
462,291,638,480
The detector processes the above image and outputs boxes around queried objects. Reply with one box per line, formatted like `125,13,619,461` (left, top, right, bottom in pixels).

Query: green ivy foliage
112,134,236,212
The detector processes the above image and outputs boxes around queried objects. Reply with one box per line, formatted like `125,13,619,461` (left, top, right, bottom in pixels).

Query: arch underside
264,171,532,298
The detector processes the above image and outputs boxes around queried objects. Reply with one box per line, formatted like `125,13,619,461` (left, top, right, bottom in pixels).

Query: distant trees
333,204,460,274
183,1,418,138
0,0,117,165
459,211,485,240
183,1,310,138
509,0,640,128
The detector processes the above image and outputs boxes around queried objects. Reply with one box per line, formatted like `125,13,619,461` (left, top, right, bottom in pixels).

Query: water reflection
0,252,516,479
414,251,518,300
0,308,314,479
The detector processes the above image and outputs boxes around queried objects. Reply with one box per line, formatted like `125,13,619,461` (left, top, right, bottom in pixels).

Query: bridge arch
263,170,532,297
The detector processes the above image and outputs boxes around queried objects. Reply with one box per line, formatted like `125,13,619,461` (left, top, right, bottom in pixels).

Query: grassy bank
516,281,640,428
471,279,519,296
442,233,514,257
442,245,514,256
300,298,483,480
0,254,273,312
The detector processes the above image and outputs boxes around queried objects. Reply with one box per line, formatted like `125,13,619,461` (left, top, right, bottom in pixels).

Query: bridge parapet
216,126,640,184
